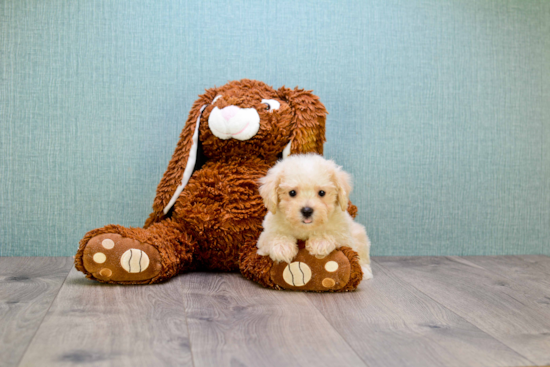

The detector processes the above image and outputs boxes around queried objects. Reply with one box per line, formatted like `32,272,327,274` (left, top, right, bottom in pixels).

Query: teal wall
1,0,549,256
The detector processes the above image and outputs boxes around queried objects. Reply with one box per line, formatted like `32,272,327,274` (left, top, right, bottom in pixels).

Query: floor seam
15,257,73,367
373,257,538,366
304,293,372,367
450,255,550,286
179,276,198,367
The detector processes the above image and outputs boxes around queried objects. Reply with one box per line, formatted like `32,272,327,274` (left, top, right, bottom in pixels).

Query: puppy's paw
361,264,373,280
306,237,337,257
266,239,299,264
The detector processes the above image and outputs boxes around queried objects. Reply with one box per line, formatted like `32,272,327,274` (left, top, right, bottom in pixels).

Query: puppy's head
259,154,352,229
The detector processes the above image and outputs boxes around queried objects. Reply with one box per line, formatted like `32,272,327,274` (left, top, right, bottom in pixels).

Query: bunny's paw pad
82,234,161,282
270,248,355,292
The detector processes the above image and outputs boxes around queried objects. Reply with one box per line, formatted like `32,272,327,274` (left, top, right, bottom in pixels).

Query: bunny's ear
149,92,214,222
277,87,327,156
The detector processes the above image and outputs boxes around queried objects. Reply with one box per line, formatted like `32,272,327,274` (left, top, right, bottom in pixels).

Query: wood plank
377,256,550,366
465,255,550,290
516,255,550,275
0,257,73,367
462,256,550,316
306,261,531,367
18,267,193,367
179,272,367,367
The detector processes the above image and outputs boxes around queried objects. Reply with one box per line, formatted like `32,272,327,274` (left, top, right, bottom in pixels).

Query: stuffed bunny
75,79,363,291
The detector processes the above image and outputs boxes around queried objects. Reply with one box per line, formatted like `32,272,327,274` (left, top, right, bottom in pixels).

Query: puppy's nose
301,207,314,218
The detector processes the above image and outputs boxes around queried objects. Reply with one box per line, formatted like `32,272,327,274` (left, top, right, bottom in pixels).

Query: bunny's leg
75,219,196,284
239,239,364,292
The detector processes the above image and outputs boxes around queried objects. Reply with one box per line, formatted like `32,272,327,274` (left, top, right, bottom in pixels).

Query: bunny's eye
261,99,280,112
289,190,297,197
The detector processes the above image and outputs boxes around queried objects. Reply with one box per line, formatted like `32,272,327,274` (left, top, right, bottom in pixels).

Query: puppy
257,154,373,279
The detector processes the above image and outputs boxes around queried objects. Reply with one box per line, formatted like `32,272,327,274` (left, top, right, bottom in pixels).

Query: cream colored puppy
257,154,372,279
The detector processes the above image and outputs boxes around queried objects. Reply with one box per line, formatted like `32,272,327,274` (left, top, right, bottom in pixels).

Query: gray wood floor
1,256,549,367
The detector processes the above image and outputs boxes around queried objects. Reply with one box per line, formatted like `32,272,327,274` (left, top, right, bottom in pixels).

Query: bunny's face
198,80,294,161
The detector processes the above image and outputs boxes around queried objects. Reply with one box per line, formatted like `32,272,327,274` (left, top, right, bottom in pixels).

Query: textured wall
1,0,549,256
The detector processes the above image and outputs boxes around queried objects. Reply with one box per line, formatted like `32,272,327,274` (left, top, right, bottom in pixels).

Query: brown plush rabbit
75,79,363,291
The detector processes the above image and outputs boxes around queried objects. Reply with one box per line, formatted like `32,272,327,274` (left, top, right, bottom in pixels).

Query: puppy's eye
289,190,297,197
261,99,280,112
318,190,326,197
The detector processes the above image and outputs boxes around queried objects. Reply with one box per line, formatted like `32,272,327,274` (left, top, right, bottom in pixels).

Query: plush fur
257,154,373,279
74,79,364,291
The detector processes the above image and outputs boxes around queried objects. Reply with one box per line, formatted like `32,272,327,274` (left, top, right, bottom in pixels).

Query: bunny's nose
220,105,239,121
301,207,314,218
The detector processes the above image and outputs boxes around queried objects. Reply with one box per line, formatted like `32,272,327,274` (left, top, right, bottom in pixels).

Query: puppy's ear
331,165,353,211
259,164,284,214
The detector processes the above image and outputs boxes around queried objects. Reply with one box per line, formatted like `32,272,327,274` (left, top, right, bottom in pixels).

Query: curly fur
76,80,331,281
257,154,373,278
